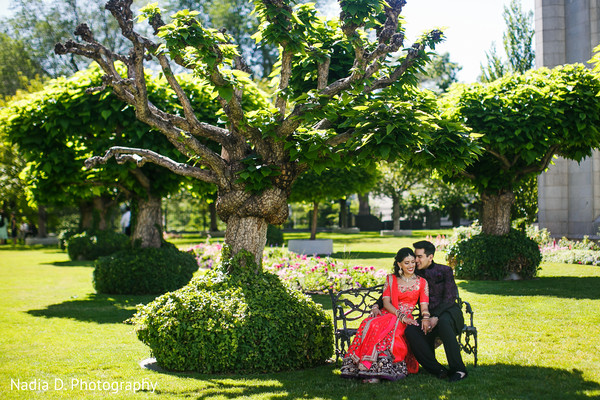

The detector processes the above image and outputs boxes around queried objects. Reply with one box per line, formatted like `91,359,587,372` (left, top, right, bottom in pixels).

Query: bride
340,247,430,382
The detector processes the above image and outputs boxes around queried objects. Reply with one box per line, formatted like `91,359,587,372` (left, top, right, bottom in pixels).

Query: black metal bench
329,284,478,366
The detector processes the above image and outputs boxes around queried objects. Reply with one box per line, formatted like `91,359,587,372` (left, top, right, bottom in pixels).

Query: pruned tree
55,0,479,267
441,64,600,236
1,64,241,247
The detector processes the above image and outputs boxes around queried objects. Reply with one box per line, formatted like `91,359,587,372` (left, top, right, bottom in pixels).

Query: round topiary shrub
128,247,333,373
450,229,542,280
67,230,129,260
93,242,198,294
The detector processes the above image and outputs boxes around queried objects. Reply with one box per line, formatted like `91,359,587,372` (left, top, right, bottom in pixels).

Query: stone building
536,0,600,238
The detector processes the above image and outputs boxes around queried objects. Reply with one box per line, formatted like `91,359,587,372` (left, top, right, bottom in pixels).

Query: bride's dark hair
393,247,415,276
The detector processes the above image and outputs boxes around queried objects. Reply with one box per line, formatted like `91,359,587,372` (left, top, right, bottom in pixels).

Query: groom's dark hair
413,240,436,256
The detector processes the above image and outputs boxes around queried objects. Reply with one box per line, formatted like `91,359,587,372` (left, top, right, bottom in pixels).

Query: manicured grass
1,232,599,399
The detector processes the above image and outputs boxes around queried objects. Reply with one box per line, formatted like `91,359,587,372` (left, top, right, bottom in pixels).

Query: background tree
55,0,479,266
374,161,429,231
417,52,461,94
441,64,600,236
480,0,535,82
1,64,243,247
1,0,147,78
479,0,537,224
289,164,379,239
0,33,46,99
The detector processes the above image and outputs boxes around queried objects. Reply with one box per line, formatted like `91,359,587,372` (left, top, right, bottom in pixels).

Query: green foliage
417,52,462,94
66,230,130,261
511,175,538,223
93,242,198,295
128,247,333,373
235,154,281,193
266,224,284,246
289,163,380,205
442,64,600,194
0,64,240,210
0,32,46,98
449,229,541,280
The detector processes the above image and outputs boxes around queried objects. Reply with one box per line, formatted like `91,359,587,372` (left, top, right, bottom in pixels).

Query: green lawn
1,232,599,399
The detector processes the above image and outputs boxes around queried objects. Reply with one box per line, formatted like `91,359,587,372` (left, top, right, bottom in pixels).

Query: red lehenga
340,274,429,381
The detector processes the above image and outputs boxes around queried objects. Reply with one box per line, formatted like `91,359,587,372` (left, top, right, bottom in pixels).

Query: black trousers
405,311,466,375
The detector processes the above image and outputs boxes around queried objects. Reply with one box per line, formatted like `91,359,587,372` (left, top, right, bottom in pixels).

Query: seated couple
340,240,468,383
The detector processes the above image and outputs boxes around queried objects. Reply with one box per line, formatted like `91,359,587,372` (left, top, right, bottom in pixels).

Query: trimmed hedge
450,229,542,280
93,242,198,294
67,230,129,261
128,247,333,373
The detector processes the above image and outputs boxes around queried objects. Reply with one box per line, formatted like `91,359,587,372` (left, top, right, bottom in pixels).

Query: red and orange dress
340,274,429,381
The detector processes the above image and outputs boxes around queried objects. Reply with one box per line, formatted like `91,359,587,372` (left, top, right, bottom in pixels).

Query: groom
373,240,468,382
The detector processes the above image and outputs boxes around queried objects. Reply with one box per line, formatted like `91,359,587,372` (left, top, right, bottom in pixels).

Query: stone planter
287,239,333,256
25,237,59,246
379,230,413,237
332,227,360,234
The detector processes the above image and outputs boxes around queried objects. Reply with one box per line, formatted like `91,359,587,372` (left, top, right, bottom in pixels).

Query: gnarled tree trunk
132,194,163,248
481,191,515,235
216,187,289,266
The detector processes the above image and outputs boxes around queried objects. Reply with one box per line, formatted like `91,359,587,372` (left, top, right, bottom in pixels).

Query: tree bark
310,201,319,240
450,203,463,227
481,191,515,235
225,215,268,267
358,193,371,215
339,198,348,228
79,196,114,231
392,194,401,231
37,205,47,238
80,201,93,231
132,194,163,248
209,201,219,232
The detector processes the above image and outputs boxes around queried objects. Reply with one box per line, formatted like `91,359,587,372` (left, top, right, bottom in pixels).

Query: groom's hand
422,317,439,334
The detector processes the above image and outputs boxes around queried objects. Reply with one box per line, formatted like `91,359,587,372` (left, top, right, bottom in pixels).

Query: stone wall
536,0,600,238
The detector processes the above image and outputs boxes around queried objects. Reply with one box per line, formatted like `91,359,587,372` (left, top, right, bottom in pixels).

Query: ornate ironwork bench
329,284,478,366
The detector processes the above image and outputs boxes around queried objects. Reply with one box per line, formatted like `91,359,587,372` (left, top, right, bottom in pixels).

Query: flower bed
186,243,387,293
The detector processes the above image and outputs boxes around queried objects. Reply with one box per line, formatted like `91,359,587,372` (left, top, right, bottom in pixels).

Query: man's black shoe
436,369,448,379
448,371,468,382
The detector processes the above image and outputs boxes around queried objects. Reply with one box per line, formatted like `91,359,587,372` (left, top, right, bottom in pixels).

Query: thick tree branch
519,145,560,176
276,50,294,116
85,146,219,184
129,167,151,190
487,147,513,169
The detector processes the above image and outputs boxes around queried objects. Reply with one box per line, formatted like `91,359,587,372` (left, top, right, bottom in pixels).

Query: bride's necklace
400,274,415,283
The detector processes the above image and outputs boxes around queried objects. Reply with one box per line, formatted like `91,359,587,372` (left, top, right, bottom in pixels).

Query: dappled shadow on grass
330,251,395,260
458,276,600,300
147,363,600,400
26,293,157,324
